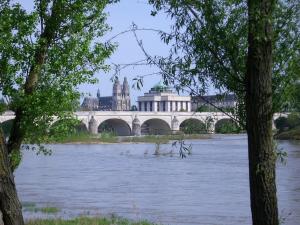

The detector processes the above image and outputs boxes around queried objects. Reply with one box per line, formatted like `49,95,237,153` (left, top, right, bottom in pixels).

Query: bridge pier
0,111,288,136
88,116,98,134
132,116,141,136
171,116,180,134
206,117,215,134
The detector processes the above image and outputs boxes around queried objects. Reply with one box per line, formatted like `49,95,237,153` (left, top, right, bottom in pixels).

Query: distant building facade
137,85,191,112
81,77,131,111
191,94,237,111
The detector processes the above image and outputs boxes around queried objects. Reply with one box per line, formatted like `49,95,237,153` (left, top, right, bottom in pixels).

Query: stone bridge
0,111,288,136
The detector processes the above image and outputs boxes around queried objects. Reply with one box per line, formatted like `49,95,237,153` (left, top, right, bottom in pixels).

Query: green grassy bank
51,132,118,144
121,133,211,144
49,132,211,144
274,125,300,140
26,217,157,225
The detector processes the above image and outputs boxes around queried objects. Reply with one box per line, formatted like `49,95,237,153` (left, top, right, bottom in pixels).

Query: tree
0,98,7,112
246,0,278,224
146,0,299,224
0,1,116,224
290,81,300,111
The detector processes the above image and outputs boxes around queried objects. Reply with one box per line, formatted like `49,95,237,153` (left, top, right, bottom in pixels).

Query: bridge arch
50,119,88,135
0,119,14,138
274,116,289,131
141,118,171,135
179,118,207,134
98,118,131,136
215,118,239,134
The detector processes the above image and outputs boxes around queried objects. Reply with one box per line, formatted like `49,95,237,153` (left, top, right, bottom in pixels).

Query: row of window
138,101,190,112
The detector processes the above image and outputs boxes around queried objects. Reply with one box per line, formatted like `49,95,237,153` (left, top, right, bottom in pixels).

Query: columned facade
137,85,191,112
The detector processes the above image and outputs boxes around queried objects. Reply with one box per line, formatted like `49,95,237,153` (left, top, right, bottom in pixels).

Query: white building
191,94,237,111
137,85,191,112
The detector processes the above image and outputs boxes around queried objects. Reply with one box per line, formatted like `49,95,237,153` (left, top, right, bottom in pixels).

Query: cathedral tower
122,77,131,110
112,78,122,110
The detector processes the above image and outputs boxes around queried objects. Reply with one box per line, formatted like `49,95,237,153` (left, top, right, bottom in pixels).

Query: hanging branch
130,27,243,127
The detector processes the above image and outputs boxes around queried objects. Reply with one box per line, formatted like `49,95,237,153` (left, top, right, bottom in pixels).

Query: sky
16,0,214,105
83,0,173,103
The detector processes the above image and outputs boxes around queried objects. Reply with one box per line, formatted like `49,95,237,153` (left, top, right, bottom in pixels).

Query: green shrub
215,119,240,134
287,113,300,129
180,119,207,134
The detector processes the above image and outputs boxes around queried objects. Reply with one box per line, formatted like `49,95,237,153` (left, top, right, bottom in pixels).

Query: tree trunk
0,129,24,225
246,0,279,225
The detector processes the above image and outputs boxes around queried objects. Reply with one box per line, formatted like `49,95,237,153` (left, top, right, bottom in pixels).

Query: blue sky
16,0,214,105
85,0,173,103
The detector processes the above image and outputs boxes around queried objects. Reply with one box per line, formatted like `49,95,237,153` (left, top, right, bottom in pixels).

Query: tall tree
0,1,116,224
147,0,299,224
246,0,278,224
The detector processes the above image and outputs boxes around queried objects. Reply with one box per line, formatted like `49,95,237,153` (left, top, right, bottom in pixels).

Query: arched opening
215,119,239,134
98,119,131,136
0,119,14,138
141,119,171,135
50,119,88,135
274,116,289,132
179,119,206,134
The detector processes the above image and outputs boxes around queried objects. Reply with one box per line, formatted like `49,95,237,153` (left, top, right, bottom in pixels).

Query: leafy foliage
275,113,300,131
289,82,300,111
0,0,116,155
0,97,7,113
147,0,299,125
286,113,300,129
179,119,206,134
215,119,240,134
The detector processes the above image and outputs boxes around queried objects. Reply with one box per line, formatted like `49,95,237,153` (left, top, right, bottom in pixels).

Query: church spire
122,77,130,96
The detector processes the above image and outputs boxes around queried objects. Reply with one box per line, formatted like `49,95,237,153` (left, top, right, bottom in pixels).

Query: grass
275,125,300,140
22,202,60,214
26,217,158,225
121,134,211,144
39,207,60,214
49,132,211,144
50,132,118,144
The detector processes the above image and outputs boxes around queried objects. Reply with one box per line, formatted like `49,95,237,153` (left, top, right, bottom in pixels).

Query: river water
15,134,300,225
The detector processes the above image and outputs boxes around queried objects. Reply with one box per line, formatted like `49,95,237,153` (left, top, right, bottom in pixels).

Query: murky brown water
15,134,300,225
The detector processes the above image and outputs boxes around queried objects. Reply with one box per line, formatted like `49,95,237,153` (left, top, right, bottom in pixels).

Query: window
139,102,141,111
150,102,153,111
163,101,166,111
170,101,173,111
157,102,160,111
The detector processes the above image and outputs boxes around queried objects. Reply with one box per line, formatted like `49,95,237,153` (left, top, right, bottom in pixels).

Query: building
137,85,191,112
81,77,131,111
191,94,237,111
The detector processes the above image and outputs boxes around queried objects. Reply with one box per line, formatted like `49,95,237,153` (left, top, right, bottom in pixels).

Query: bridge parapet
0,111,289,136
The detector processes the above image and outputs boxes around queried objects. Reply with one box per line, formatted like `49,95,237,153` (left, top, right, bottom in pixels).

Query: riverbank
26,217,157,225
50,133,212,144
274,126,300,140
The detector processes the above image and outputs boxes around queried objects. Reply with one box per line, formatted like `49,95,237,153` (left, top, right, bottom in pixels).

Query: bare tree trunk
0,129,24,225
246,0,279,224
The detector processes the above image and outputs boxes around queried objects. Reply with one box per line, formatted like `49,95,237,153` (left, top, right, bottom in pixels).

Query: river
15,134,300,225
